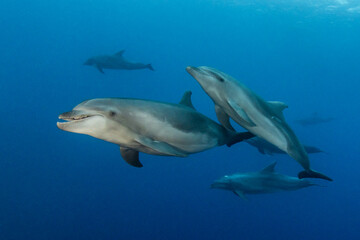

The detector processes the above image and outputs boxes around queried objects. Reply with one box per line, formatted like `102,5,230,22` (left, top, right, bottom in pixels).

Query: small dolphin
246,137,323,156
211,162,317,200
186,66,332,181
295,112,334,126
57,91,254,167
84,50,154,73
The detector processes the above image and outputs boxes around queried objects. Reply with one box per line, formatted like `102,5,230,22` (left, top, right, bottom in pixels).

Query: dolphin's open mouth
57,110,97,129
59,114,92,121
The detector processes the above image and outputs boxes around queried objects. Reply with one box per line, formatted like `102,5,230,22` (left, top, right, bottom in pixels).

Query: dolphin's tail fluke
298,169,333,181
226,131,255,147
147,64,155,71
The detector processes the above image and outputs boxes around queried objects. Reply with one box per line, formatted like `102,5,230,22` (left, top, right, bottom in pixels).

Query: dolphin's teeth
74,115,90,120
58,113,91,121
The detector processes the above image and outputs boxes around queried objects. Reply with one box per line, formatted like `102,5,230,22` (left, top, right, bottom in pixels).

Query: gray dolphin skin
246,137,323,156
186,66,332,181
211,162,317,200
295,112,334,126
57,91,254,167
84,50,154,73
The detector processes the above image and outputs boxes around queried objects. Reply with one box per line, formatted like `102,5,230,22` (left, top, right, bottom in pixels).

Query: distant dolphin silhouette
246,137,323,156
295,112,334,126
57,91,254,167
187,66,332,181
211,162,317,200
84,50,154,74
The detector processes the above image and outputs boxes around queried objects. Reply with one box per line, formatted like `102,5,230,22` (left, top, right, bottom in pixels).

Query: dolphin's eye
217,77,224,82
109,111,116,117
210,72,225,82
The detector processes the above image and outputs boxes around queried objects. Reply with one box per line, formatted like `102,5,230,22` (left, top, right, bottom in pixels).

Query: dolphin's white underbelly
98,120,138,146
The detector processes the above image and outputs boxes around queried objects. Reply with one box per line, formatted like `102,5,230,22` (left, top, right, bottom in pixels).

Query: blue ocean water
1,0,360,239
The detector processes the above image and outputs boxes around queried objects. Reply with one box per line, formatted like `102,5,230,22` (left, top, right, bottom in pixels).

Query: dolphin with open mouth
57,91,253,167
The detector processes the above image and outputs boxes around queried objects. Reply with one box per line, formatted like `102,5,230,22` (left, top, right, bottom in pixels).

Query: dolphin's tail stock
147,64,155,71
298,169,333,181
226,131,255,147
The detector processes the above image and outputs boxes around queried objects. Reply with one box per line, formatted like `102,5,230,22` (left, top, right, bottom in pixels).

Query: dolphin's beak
186,66,198,71
57,110,94,130
186,66,199,74
58,110,91,121
186,66,204,80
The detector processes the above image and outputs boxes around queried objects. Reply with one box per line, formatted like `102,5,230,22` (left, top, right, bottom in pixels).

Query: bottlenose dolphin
84,50,154,73
295,112,334,126
186,66,332,181
246,137,323,156
211,162,317,200
57,91,253,167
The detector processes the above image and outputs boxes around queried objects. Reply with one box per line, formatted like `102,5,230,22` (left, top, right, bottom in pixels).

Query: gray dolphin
84,50,154,73
186,66,332,181
57,91,254,167
295,112,334,126
246,137,323,156
211,162,317,200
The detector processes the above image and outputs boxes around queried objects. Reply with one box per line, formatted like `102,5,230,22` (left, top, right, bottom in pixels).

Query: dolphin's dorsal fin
179,91,196,110
120,147,143,167
267,101,288,121
257,147,266,155
215,105,235,131
233,190,248,200
114,50,125,57
260,162,277,173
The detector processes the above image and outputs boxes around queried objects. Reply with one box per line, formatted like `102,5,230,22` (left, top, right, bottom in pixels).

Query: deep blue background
1,1,360,239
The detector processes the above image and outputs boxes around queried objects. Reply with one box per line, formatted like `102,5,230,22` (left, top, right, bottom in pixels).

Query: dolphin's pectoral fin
114,50,125,57
260,162,277,173
257,147,266,155
227,100,256,127
215,105,235,131
233,190,248,200
267,101,288,121
137,137,188,157
146,64,155,71
179,91,196,110
271,116,284,124
120,147,143,168
96,64,105,74
304,146,323,154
